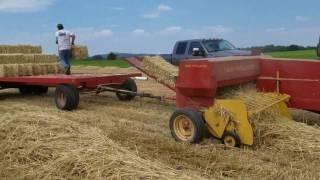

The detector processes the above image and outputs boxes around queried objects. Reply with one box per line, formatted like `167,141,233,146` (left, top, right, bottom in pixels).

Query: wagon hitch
96,85,164,101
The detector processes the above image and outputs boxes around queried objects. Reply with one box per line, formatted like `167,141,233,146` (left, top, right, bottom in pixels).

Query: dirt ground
0,66,320,179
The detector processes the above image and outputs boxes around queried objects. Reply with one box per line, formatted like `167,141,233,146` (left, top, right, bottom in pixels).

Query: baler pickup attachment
203,92,291,147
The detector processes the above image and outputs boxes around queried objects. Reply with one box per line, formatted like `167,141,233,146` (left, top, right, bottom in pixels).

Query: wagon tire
116,78,137,101
55,85,79,111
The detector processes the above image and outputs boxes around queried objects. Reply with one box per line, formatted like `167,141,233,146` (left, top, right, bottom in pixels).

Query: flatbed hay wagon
0,73,141,110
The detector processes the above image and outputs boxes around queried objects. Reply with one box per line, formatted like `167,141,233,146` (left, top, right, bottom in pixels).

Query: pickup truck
163,39,253,65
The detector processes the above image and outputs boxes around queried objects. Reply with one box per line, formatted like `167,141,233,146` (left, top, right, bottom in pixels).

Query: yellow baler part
204,106,229,138
272,100,292,119
204,100,254,146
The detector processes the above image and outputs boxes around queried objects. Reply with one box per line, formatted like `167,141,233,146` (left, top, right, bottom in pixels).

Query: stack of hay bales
0,45,61,77
142,56,178,88
0,45,42,54
71,45,88,60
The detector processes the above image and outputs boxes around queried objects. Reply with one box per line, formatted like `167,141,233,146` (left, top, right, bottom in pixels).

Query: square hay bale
46,63,61,74
142,56,178,88
71,45,89,60
34,54,58,63
0,45,42,54
0,64,19,77
0,54,25,64
23,54,36,63
18,64,33,76
32,64,42,76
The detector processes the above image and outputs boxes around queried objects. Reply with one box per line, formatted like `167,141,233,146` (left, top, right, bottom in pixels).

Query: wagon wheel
116,78,137,101
170,109,205,143
55,85,79,111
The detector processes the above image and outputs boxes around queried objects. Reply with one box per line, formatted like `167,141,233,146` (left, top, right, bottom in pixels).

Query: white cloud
0,0,55,12
112,7,125,11
159,26,182,35
204,25,233,34
295,16,309,22
143,12,160,19
158,4,172,11
266,27,286,33
94,29,114,37
132,29,145,34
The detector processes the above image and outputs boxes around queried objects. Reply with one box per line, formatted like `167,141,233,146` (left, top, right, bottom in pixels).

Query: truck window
176,42,188,55
188,42,204,54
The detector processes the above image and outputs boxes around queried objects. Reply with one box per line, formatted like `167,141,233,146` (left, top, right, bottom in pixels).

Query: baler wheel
170,109,205,143
222,131,241,147
55,85,79,111
116,78,137,101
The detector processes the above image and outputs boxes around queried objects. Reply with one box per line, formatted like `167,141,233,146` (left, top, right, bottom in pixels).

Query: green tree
107,52,117,60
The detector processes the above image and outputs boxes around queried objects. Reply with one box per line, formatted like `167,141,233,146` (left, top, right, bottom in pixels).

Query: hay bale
0,45,42,54
0,54,57,64
34,54,57,63
142,56,178,88
32,64,42,76
71,45,89,60
0,64,20,77
18,64,33,76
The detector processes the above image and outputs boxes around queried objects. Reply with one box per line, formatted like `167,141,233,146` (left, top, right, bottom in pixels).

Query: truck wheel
222,131,241,148
19,86,33,95
116,78,137,101
170,109,205,143
32,86,49,95
55,85,79,111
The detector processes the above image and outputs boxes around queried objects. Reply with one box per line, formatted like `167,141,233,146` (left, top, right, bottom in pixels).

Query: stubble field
0,66,319,180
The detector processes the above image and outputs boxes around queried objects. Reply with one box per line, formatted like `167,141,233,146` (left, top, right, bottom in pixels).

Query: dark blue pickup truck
163,39,253,65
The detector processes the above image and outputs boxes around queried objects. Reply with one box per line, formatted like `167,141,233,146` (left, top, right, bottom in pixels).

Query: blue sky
0,0,320,55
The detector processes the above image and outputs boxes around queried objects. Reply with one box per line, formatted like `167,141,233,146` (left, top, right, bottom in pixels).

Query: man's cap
57,24,64,30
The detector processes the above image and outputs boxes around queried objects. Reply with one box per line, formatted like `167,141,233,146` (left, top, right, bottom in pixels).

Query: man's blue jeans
58,49,71,69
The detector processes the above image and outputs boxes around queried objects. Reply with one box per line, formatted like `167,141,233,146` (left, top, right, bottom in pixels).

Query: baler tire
222,131,241,148
19,86,33,95
55,85,79,111
170,109,205,143
32,86,49,95
116,78,137,101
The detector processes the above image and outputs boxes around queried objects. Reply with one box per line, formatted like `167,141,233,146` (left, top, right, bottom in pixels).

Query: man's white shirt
56,30,74,51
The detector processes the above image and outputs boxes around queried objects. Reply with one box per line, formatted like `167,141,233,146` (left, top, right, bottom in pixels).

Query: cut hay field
1,66,320,179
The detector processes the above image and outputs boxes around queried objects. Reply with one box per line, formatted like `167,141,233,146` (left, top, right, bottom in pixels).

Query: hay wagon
0,73,141,110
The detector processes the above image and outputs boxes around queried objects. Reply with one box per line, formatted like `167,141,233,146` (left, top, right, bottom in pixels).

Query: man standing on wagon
56,24,75,75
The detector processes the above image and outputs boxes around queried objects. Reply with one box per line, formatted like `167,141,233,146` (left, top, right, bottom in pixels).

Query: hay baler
127,56,320,147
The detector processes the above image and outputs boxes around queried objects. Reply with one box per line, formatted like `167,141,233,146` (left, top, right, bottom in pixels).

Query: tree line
247,44,316,53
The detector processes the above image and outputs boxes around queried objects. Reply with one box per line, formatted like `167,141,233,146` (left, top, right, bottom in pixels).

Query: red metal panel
210,58,260,87
175,58,261,109
0,73,141,90
176,60,216,109
257,59,320,112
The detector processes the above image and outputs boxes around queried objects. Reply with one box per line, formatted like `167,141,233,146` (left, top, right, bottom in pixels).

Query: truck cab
170,39,252,65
